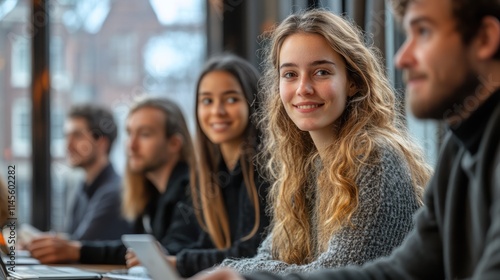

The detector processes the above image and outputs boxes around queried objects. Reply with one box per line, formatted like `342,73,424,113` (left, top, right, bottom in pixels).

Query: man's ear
168,134,183,153
475,16,500,60
97,136,111,154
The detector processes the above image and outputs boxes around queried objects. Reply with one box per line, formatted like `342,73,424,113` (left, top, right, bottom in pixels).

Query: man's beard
70,153,97,169
409,69,480,124
438,71,481,127
129,157,167,174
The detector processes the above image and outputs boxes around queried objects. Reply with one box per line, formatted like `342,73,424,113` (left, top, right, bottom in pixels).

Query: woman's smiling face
197,70,249,146
279,32,354,137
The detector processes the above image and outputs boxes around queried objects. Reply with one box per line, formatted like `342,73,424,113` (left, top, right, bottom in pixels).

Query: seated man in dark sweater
195,0,500,279
27,98,201,264
27,104,131,250
64,105,131,241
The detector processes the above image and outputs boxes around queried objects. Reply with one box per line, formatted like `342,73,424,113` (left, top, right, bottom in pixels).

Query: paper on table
18,223,42,244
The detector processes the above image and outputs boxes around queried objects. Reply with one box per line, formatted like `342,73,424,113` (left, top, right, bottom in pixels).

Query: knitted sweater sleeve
220,149,420,275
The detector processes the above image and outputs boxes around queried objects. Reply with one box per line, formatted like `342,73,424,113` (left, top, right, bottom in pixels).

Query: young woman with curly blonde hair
217,9,432,276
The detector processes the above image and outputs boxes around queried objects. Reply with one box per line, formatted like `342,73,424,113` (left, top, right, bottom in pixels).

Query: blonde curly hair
257,9,433,265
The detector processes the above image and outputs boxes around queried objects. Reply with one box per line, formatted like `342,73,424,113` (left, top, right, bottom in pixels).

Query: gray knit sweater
220,147,421,275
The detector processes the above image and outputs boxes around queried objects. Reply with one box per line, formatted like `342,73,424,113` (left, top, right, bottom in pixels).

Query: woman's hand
125,243,176,269
166,255,177,268
125,249,140,268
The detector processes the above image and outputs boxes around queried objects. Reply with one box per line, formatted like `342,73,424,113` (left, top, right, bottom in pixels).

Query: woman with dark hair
153,54,270,277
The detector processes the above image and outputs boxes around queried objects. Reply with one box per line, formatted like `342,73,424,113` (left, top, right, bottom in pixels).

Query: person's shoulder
96,176,122,192
161,167,192,204
363,141,407,170
356,143,419,210
95,164,122,190
90,175,122,200
357,142,412,187
108,164,122,182
483,94,500,142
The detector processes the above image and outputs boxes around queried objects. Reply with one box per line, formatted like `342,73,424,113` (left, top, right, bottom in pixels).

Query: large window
0,0,31,225
11,98,31,157
109,33,137,85
11,36,30,88
0,0,206,231
48,0,206,231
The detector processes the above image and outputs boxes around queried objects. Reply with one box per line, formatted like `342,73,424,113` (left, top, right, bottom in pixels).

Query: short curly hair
68,104,117,154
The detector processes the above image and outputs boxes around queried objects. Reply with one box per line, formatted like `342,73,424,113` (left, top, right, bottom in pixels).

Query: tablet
121,234,180,280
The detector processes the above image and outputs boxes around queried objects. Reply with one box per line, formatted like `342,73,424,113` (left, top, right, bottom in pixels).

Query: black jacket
79,162,200,264
176,160,271,277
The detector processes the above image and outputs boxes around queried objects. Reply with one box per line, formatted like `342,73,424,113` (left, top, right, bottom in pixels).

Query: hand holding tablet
121,234,180,280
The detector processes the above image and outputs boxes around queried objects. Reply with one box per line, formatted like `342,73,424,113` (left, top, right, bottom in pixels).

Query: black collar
143,161,190,214
83,163,116,198
450,90,500,154
166,161,190,191
146,161,190,199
